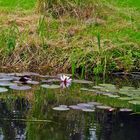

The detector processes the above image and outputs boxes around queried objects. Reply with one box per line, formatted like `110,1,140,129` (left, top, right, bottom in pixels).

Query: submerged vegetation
0,0,140,76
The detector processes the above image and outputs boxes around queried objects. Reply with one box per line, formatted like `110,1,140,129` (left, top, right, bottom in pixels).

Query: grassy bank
0,0,140,76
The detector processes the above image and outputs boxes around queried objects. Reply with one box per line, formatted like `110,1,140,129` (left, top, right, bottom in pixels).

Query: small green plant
37,15,47,45
0,23,19,55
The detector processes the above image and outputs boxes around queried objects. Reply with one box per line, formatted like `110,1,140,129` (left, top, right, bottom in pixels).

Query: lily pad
80,88,97,92
9,85,31,90
41,84,61,89
82,109,95,112
0,87,8,93
26,81,39,85
0,77,14,81
42,79,61,83
129,100,140,105
119,108,133,112
96,105,112,110
93,86,104,90
119,97,132,101
105,94,120,98
52,106,69,111
99,84,118,93
69,105,83,110
77,103,94,108
0,82,16,87
73,79,93,84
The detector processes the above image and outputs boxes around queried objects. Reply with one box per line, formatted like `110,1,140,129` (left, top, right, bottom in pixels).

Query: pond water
0,72,140,140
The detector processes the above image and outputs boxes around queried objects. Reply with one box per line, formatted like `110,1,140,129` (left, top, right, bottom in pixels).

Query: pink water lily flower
60,75,72,88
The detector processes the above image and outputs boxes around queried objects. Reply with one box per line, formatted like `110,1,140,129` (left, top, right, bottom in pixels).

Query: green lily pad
98,84,118,93
82,109,95,112
129,100,140,105
92,86,104,90
0,87,8,93
73,79,93,84
119,97,132,101
9,85,31,90
105,94,120,98
0,82,17,87
41,84,61,89
96,105,112,110
80,88,96,92
26,81,39,85
119,108,133,112
52,107,70,111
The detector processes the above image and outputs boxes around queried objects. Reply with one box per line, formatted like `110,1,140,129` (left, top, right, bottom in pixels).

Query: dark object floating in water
0,87,8,93
19,76,31,83
41,84,61,89
53,105,69,111
73,79,93,84
9,85,31,90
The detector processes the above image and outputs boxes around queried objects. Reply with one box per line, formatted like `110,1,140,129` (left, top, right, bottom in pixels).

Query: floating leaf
129,100,140,105
119,108,132,112
92,86,104,90
80,88,96,92
9,85,31,90
96,105,112,110
99,84,118,93
82,109,95,112
26,81,39,85
0,77,14,81
0,87,8,93
41,84,61,89
0,82,16,87
52,106,69,111
42,79,60,83
73,79,93,84
105,94,120,98
119,97,132,101
77,103,94,108
69,105,83,110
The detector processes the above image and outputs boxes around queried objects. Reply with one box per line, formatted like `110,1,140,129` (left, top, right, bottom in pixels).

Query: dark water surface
0,73,140,140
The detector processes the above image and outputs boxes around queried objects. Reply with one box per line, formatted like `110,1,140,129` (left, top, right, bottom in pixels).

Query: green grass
0,0,140,75
0,0,36,10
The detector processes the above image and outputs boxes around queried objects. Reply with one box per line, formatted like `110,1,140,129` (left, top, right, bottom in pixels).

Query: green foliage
37,15,48,44
0,0,36,10
0,23,19,55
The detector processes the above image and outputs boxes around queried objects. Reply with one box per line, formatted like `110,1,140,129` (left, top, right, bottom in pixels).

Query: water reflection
0,75,139,140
